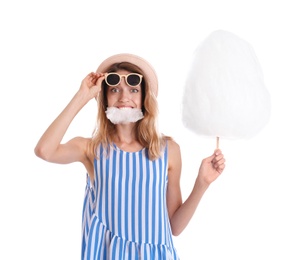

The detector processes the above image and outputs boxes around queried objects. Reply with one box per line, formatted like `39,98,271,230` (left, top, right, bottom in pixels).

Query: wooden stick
216,136,219,149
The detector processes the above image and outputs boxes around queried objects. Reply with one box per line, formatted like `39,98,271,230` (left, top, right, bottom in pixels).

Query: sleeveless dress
81,143,179,260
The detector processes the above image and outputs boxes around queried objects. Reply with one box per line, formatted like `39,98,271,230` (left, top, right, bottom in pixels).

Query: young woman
34,53,225,259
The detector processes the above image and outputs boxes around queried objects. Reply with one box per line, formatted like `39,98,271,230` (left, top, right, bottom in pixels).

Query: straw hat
96,53,158,97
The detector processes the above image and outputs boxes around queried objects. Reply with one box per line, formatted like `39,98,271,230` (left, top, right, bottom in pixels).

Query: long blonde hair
88,62,167,160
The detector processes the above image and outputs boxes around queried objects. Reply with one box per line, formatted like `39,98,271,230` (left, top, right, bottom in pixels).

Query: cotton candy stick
182,30,271,145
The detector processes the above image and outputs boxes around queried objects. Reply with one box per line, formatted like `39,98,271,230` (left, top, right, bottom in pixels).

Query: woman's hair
88,62,167,160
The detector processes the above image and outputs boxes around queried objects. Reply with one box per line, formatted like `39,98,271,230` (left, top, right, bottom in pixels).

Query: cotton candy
106,107,144,124
182,30,271,140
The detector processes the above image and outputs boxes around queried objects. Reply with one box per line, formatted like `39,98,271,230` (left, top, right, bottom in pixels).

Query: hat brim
96,53,158,97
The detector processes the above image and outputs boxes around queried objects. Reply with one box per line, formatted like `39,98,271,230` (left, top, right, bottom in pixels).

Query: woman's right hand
79,72,104,100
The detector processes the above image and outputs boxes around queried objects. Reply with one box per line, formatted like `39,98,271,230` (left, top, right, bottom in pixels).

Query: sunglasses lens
106,74,120,86
127,74,141,86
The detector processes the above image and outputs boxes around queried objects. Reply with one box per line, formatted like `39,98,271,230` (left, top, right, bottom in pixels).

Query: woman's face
106,69,143,110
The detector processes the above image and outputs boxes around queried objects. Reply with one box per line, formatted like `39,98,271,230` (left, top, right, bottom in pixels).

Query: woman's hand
198,149,226,186
79,72,104,100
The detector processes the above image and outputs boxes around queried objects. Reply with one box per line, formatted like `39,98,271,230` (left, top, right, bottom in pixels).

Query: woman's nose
118,88,130,102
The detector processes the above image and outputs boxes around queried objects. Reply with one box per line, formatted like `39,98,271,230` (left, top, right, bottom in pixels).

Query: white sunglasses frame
104,73,143,87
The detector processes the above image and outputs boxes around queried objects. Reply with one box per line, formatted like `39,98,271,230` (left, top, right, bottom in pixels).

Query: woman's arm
167,139,225,236
34,72,103,164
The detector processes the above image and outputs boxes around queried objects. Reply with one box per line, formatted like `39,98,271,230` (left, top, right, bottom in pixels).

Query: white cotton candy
106,107,144,124
182,30,271,140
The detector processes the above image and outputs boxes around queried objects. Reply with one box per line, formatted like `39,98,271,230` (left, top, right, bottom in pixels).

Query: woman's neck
112,125,143,152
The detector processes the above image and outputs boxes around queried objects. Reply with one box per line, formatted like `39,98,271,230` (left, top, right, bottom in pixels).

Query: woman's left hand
198,149,226,185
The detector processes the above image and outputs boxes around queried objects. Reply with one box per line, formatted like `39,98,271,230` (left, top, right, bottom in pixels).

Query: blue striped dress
81,143,179,259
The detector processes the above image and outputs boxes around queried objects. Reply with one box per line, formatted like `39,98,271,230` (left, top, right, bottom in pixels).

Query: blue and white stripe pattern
81,143,179,259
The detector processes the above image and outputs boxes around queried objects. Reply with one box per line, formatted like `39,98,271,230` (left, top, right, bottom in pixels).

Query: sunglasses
104,73,143,87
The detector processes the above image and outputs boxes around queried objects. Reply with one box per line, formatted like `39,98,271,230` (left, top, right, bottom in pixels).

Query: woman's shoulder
71,136,92,146
69,137,93,158
163,135,180,153
164,136,182,171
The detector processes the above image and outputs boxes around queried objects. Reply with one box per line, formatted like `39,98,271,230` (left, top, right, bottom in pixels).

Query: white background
1,0,306,259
